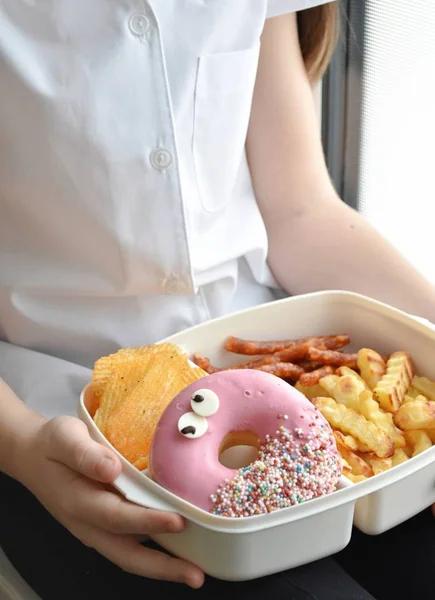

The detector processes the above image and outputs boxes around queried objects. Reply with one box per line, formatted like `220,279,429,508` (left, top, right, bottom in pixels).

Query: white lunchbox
78,291,435,581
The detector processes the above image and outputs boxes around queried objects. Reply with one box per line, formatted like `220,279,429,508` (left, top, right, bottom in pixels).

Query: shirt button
164,276,188,295
150,149,173,171
129,14,150,36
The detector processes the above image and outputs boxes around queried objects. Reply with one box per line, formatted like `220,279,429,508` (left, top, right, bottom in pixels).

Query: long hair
297,2,340,81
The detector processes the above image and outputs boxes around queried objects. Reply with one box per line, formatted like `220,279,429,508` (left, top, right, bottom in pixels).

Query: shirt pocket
193,43,260,213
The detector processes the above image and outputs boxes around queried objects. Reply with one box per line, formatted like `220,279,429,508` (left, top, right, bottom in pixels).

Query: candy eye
178,412,208,439
190,388,220,417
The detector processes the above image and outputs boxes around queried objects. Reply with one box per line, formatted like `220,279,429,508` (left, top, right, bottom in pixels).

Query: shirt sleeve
0,341,91,419
267,0,337,19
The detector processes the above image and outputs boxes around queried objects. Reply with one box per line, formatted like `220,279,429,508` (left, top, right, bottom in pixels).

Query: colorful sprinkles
210,424,341,517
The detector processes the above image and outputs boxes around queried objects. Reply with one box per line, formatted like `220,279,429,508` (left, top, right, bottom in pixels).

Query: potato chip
133,457,149,472
93,343,207,469
93,343,185,428
313,397,395,458
373,351,415,413
86,390,101,418
357,348,386,390
92,343,186,396
393,399,435,431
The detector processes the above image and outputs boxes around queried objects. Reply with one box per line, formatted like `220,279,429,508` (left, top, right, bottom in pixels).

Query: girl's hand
16,416,204,588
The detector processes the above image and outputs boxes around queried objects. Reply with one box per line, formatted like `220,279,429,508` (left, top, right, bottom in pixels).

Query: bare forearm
247,15,435,322
267,197,435,321
0,378,46,479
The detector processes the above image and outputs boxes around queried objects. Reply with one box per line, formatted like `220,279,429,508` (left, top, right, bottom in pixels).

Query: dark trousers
1,473,433,600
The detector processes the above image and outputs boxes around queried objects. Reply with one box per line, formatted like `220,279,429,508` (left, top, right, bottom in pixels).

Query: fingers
83,527,205,588
45,416,122,482
76,484,185,535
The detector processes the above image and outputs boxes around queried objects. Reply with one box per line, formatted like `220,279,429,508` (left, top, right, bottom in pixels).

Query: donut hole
218,431,260,469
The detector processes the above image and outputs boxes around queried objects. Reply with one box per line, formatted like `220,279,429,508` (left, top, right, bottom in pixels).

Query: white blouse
0,0,332,416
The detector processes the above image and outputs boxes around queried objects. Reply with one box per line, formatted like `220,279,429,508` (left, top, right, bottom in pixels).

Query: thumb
46,416,122,482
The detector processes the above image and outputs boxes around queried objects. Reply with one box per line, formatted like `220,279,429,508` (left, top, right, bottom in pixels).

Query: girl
0,2,433,598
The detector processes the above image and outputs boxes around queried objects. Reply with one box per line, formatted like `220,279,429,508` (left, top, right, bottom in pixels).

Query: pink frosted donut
149,369,341,517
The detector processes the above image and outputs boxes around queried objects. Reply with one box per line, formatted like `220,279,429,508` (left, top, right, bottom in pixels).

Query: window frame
321,0,365,210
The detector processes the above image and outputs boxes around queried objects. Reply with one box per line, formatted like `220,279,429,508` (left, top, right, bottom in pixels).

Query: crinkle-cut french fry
411,375,435,402
357,348,387,390
393,399,435,431
403,392,427,403
333,430,370,454
341,456,352,475
402,443,413,458
359,390,406,448
318,374,340,396
391,448,409,467
403,430,433,457
330,372,405,449
346,473,369,484
332,374,366,412
428,430,435,444
334,433,373,477
414,394,428,403
336,366,370,390
405,385,422,400
364,454,393,476
373,351,415,413
295,381,331,401
314,397,395,458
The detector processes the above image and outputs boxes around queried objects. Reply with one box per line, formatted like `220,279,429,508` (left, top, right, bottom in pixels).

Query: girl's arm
247,12,435,322
0,376,203,587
